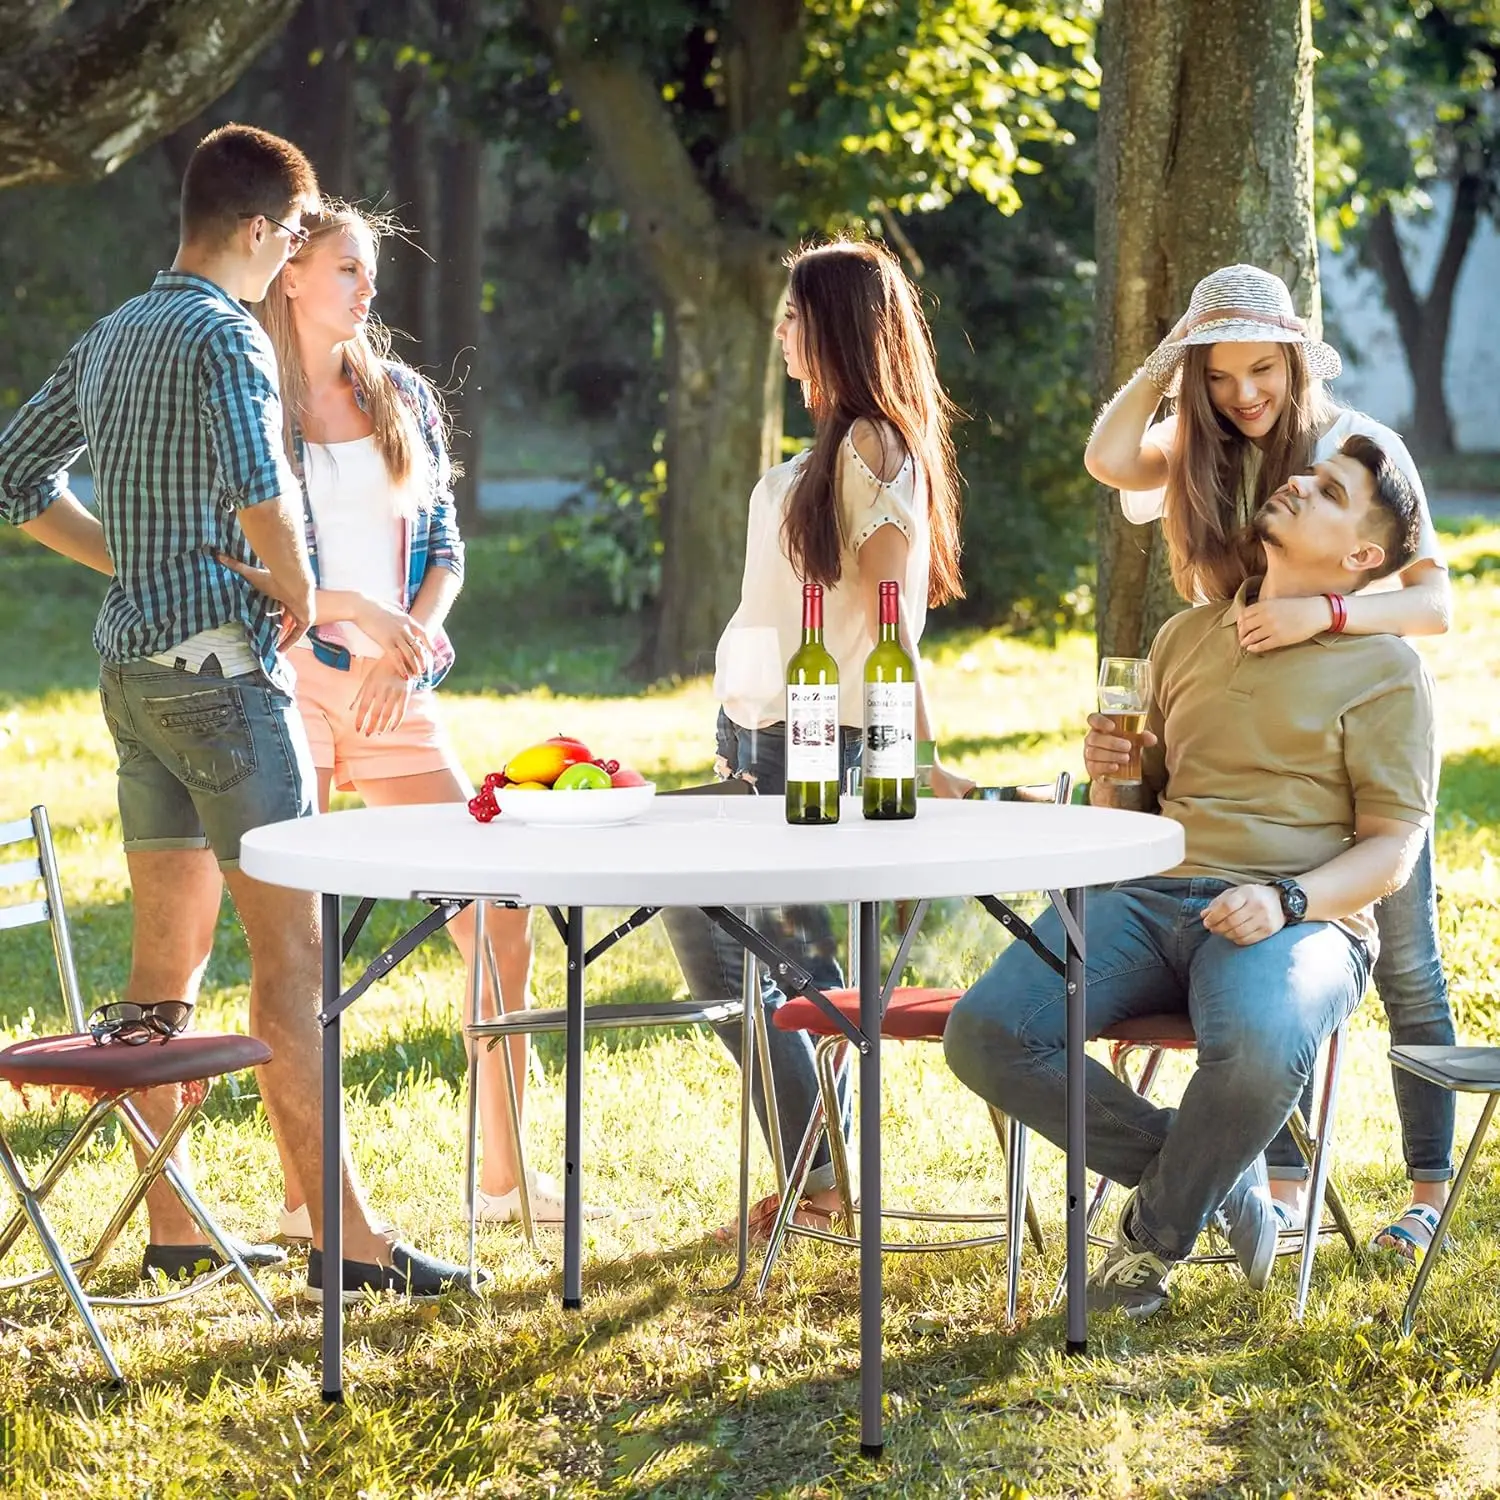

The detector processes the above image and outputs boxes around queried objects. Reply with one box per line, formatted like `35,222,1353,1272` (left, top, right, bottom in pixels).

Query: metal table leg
563,906,585,1309
1064,886,1088,1354
858,900,883,1457
321,891,344,1402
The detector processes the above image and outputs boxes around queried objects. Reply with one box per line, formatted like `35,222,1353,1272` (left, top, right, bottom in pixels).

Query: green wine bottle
785,582,841,825
863,580,917,820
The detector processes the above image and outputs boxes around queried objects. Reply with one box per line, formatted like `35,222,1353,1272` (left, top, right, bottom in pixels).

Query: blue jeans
98,658,314,870
943,878,1369,1262
1265,835,1455,1183
660,710,862,1195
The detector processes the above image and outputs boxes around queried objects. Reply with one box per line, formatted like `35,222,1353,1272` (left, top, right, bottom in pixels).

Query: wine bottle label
864,682,916,778
786,685,840,782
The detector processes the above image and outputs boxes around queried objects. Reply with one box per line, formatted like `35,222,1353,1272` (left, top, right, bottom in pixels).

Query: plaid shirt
0,271,301,687
292,361,463,691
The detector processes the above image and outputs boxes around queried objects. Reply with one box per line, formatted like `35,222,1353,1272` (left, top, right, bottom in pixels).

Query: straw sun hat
1144,264,1343,395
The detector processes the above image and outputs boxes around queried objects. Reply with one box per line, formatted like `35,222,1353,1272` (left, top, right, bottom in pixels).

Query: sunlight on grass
0,530,1497,1495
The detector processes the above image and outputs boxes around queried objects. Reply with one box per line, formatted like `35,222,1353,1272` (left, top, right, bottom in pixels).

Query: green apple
553,761,613,791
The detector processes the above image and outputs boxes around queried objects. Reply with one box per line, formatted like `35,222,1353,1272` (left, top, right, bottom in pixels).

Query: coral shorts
288,647,460,793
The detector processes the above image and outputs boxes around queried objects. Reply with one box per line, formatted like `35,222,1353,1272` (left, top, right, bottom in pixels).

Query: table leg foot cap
860,1443,884,1459
1066,1339,1088,1356
563,1297,582,1310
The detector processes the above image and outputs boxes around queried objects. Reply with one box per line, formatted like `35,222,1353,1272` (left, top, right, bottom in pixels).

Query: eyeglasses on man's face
240,212,310,251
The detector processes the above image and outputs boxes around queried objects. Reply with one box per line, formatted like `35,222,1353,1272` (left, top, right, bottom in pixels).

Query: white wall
1319,182,1500,451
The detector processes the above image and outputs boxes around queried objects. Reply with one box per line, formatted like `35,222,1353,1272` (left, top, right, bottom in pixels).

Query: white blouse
714,429,930,729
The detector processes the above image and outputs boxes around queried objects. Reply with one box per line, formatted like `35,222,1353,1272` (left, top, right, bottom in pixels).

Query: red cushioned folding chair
0,805,277,1382
755,778,1074,1323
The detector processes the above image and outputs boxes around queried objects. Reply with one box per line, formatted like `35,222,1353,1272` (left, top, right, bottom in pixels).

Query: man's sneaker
1086,1195,1174,1318
305,1241,487,1304
141,1238,287,1281
1214,1154,1278,1291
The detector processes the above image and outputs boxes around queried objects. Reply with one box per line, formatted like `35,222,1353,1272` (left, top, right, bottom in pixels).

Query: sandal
1370,1202,1444,1265
713,1192,841,1246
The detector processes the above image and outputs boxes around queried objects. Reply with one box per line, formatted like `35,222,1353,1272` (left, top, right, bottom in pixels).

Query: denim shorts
98,658,315,870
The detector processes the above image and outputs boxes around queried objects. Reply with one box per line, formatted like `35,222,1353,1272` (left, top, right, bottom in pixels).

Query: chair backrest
660,777,757,797
0,805,86,1032
968,772,1073,807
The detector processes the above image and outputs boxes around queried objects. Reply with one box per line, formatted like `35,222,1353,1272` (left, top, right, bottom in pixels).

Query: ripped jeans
660,709,862,1194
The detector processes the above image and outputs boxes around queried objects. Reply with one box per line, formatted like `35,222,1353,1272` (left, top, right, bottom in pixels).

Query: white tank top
299,435,409,657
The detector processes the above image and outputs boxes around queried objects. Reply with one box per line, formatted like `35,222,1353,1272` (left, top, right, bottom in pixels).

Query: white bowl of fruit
467,736,656,827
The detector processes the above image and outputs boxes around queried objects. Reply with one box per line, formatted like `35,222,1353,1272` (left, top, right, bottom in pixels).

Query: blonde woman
227,204,585,1230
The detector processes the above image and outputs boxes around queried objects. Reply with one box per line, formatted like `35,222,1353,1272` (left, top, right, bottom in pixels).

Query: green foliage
546,451,666,615
793,0,1099,223
915,121,1099,633
1314,0,1500,248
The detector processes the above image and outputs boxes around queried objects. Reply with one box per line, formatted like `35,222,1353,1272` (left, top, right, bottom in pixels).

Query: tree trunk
381,41,434,353
436,134,484,527
0,0,301,188
654,248,787,679
1094,0,1319,660
1363,175,1482,461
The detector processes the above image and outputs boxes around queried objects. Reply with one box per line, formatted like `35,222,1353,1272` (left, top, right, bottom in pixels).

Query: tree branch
1426,168,1482,333
526,0,723,301
1365,202,1424,364
0,0,300,189
721,0,803,212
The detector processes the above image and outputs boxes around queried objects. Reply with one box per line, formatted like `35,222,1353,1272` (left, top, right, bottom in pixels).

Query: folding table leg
322,892,344,1403
1402,1092,1497,1338
1062,887,1088,1354
858,899,883,1458
563,906,586,1309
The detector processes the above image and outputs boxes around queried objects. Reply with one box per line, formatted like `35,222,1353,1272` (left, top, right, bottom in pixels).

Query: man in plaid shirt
0,125,473,1301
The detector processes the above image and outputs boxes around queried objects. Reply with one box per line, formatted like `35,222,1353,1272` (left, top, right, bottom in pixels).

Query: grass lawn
0,520,1498,1497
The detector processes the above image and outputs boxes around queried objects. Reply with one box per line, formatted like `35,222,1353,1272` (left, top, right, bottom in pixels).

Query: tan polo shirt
1141,579,1437,953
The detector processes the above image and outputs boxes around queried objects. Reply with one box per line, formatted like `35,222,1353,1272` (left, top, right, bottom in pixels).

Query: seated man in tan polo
943,433,1437,1318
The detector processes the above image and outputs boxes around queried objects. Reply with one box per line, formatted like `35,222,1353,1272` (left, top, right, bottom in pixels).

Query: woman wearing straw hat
1083,263,1455,1265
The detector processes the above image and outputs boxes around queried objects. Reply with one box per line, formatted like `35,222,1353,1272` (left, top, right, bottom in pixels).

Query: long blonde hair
256,202,437,515
1163,342,1339,601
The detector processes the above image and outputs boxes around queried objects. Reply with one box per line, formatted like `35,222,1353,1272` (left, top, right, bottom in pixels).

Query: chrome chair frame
458,780,784,1294
1052,1016,1359,1319
0,805,274,1383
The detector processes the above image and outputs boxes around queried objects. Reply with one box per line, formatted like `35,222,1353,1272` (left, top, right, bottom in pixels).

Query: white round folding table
241,794,1182,1455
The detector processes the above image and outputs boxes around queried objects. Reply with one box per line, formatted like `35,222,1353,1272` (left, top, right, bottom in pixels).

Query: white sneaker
475,1172,609,1225
277,1202,313,1243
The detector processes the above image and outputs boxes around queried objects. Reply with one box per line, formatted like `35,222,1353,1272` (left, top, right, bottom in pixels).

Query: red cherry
483,771,507,791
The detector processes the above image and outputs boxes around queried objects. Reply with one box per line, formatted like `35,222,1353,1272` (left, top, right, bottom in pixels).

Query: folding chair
0,805,278,1382
1390,1044,1500,1378
1054,1010,1359,1318
754,777,1073,1321
460,777,783,1290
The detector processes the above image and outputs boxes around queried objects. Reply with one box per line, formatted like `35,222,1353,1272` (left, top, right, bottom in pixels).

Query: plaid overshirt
292,361,464,691
0,271,301,686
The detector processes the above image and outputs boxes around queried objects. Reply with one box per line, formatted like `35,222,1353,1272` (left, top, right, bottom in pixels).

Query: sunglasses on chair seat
87,1001,194,1047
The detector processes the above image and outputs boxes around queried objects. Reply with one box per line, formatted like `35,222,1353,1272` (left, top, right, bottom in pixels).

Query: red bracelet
1324,593,1347,634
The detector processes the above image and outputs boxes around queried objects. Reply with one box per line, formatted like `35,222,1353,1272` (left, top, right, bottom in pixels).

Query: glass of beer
1097,657,1152,782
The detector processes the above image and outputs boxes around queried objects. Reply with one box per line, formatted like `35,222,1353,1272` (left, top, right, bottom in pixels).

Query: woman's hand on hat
1237,596,1330,654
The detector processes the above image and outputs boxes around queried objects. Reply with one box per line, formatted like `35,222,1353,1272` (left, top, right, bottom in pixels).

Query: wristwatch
1269,878,1309,925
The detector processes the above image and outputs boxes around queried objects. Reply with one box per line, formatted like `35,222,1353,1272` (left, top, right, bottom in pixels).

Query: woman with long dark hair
1084,263,1455,1263
665,238,971,1237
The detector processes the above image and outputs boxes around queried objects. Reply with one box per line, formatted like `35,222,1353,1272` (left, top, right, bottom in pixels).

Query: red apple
545,733,593,760
610,765,647,788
